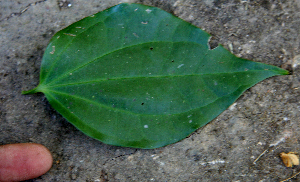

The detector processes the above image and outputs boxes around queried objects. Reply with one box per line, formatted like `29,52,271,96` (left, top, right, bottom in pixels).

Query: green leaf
23,3,289,149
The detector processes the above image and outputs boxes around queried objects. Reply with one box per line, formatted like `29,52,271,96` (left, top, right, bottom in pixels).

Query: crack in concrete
0,0,48,22
102,149,138,166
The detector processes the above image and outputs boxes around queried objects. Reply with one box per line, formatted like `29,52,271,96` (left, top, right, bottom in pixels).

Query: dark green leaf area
44,75,254,149
23,3,289,149
48,71,273,115
40,3,210,85
44,91,195,149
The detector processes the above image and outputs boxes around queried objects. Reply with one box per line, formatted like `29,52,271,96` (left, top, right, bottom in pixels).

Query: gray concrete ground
1,0,300,181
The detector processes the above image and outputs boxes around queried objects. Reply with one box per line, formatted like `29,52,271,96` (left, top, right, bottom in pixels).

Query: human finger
0,143,53,182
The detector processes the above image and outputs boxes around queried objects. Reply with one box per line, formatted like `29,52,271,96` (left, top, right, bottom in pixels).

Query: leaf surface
23,3,288,149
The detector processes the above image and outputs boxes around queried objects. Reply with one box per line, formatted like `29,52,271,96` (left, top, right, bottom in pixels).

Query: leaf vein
45,70,269,88
46,41,206,86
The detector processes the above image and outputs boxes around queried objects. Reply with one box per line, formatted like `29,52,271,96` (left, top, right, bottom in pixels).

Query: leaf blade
23,3,289,149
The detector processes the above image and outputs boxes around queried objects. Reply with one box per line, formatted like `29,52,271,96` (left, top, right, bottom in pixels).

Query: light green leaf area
23,3,288,149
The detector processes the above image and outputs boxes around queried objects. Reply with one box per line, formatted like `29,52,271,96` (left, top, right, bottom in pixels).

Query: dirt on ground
1,0,300,181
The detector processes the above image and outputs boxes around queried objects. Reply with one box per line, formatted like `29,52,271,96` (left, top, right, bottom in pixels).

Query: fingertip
27,143,53,176
0,143,53,182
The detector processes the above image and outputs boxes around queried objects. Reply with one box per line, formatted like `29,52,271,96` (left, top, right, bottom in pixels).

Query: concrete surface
1,0,300,181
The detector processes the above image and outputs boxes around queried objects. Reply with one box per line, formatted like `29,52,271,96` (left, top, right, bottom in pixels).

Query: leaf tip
277,68,290,76
283,69,290,75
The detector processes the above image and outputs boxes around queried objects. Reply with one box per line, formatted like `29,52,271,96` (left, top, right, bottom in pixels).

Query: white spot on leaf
63,33,76,37
50,46,55,54
133,33,139,38
177,64,184,68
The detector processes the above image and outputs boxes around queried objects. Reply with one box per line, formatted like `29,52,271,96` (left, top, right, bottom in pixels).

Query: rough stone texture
1,0,300,181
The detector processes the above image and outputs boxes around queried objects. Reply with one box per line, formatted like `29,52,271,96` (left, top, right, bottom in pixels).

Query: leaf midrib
44,70,269,88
